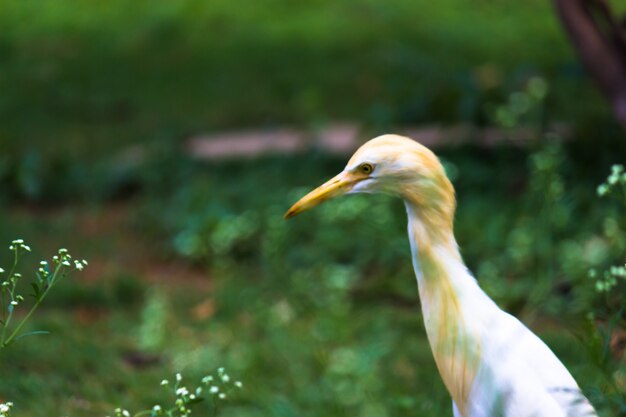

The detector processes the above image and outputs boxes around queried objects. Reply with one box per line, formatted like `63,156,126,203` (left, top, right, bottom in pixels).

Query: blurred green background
1,1,625,416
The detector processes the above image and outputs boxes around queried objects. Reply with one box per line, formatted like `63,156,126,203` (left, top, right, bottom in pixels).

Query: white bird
285,135,597,417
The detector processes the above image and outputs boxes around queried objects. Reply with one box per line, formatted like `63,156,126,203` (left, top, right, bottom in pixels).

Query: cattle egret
285,135,597,417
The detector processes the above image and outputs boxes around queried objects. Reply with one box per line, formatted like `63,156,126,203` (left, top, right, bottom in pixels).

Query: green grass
0,0,612,159
0,251,598,417
2,140,624,416
0,1,625,415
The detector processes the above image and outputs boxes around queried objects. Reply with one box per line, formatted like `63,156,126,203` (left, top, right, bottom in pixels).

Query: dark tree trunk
553,0,626,131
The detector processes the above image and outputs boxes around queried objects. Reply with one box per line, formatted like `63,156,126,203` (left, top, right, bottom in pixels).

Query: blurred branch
553,0,626,131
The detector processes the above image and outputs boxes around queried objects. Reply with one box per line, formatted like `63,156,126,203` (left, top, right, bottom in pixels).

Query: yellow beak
284,171,360,219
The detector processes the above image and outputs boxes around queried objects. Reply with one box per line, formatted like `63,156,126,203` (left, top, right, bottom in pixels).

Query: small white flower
22,245,31,252
75,261,84,271
221,374,230,382
219,393,226,399
235,381,243,388
195,387,202,395
152,405,162,413
202,375,213,384
13,239,24,244
62,260,71,266
217,367,225,374
0,268,4,273
160,379,169,386
10,301,18,306
210,386,219,394
82,259,88,265
189,394,196,400
0,404,9,412
176,373,182,382
40,261,48,265
123,410,130,417
176,387,189,396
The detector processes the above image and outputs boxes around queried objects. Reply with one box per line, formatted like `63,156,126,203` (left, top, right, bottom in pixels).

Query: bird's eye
359,163,374,175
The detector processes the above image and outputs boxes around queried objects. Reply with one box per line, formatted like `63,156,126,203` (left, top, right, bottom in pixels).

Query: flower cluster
1,240,32,308
51,248,88,271
200,367,243,401
2,241,87,350
597,164,626,197
30,247,87,303
589,264,626,293
0,401,13,417
8,239,30,253
110,369,243,417
2,241,34,321
113,408,130,417
590,165,626,293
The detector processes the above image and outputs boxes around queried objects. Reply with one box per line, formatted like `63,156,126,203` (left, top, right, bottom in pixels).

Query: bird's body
285,135,597,417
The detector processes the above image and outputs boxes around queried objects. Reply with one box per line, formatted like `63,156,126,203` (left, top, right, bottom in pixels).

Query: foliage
0,240,85,416
0,239,244,417
0,0,615,203
110,369,242,417
583,165,626,415
2,143,623,415
0,402,14,417
0,1,624,416
0,240,87,349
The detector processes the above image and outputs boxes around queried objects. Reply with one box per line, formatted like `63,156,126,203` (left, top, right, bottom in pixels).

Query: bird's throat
405,202,480,417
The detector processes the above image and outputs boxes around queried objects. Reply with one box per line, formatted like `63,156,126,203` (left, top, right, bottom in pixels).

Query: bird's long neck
404,199,483,416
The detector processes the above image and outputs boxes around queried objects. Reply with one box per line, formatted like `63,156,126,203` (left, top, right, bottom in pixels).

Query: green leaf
30,282,41,299
14,330,50,341
186,397,204,406
36,271,45,285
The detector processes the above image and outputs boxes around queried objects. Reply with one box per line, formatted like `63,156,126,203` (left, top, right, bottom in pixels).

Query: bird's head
284,134,455,227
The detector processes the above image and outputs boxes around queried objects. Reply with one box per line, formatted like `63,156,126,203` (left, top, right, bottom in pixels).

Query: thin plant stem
1,249,20,344
0,276,6,331
1,264,64,348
